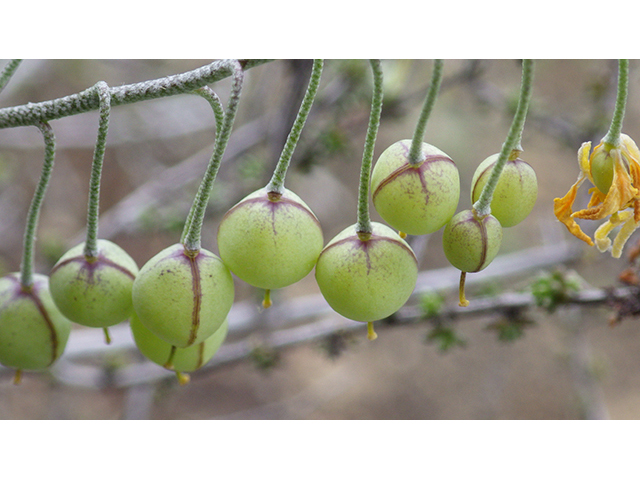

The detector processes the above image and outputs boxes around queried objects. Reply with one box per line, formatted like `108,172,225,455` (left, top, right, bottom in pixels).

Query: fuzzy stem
473,59,534,218
0,60,269,130
408,59,444,165
183,62,244,253
267,59,324,194
0,59,22,95
181,87,225,244
356,60,384,235
84,82,111,258
603,59,629,148
19,122,56,288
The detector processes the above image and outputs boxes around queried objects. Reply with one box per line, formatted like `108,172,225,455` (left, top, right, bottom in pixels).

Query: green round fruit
371,139,460,235
470,153,538,228
442,210,503,273
0,273,72,371
130,312,228,373
315,222,418,322
132,243,234,348
589,144,614,194
49,239,139,328
217,187,324,290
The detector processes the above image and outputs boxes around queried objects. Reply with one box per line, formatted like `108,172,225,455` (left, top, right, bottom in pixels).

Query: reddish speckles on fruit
470,153,538,228
315,222,418,322
442,210,503,273
0,273,72,372
217,187,323,290
49,239,139,328
371,140,460,235
132,243,234,348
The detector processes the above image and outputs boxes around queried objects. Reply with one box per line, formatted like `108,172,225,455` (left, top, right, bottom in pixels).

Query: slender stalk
408,59,444,165
602,59,629,147
192,86,225,132
84,82,111,258
20,122,56,288
356,60,384,235
181,87,225,245
267,59,324,194
473,60,534,218
182,62,244,253
0,59,22,95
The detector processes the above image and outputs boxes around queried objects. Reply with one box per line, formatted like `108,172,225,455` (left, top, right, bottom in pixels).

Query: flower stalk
356,59,384,235
20,122,56,288
473,59,534,218
603,60,629,148
266,59,324,194
84,82,111,259
408,59,444,165
182,62,244,253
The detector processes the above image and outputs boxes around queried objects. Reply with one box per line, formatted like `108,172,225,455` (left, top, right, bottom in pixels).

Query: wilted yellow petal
573,148,638,220
553,174,593,246
612,213,640,258
579,141,593,182
594,210,633,253
621,134,640,163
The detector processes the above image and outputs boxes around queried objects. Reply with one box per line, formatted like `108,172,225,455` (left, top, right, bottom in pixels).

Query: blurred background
1,59,640,420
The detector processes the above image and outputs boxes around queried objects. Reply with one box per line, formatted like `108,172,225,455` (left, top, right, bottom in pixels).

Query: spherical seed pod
132,243,234,348
0,273,72,371
130,312,228,374
217,187,324,290
49,239,139,328
442,209,503,273
370,139,460,235
470,153,538,228
315,222,418,323
589,144,614,195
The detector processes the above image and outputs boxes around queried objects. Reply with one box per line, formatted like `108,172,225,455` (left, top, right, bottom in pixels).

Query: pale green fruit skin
0,273,72,370
442,210,503,273
315,222,418,322
590,147,614,194
470,154,538,228
49,239,139,328
132,243,234,348
217,187,324,290
371,139,460,235
130,313,228,373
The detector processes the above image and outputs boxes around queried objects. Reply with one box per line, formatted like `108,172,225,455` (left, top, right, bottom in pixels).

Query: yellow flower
553,133,640,258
